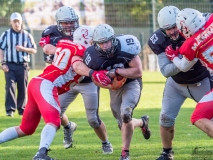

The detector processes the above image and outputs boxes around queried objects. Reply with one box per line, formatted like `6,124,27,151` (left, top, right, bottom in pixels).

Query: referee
0,12,37,117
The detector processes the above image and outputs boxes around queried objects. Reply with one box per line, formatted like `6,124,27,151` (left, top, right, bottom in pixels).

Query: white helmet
158,6,180,30
73,25,94,49
176,8,206,39
55,6,79,36
93,24,118,57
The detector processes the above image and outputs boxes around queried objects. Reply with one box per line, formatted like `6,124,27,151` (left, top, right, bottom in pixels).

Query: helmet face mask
176,8,206,39
95,38,118,57
55,6,79,37
164,25,180,41
93,24,118,57
58,21,78,36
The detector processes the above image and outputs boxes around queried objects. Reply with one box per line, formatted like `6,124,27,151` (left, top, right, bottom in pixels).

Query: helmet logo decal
81,29,89,39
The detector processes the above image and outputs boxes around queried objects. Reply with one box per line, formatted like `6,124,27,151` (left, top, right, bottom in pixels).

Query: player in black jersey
148,6,212,160
83,23,151,160
39,6,113,153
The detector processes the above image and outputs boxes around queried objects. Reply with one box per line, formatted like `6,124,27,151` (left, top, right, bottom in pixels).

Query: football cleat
6,111,14,117
33,149,55,160
120,150,130,160
102,142,113,154
141,115,151,139
63,122,77,149
156,151,174,160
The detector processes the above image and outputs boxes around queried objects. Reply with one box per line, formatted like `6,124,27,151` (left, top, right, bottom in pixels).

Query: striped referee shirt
0,28,36,63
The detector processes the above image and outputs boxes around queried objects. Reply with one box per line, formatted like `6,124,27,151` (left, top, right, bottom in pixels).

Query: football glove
44,54,54,64
165,45,179,61
106,68,118,78
39,35,50,48
91,70,111,86
107,63,124,78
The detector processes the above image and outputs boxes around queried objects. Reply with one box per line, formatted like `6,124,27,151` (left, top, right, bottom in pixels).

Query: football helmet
93,24,118,57
73,25,94,49
158,6,180,30
55,6,79,36
157,6,180,41
176,8,206,39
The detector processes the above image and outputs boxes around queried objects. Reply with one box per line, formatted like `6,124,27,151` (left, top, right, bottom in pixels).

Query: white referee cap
10,12,22,21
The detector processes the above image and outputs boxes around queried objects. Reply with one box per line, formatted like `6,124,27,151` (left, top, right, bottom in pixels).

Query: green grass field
0,71,212,160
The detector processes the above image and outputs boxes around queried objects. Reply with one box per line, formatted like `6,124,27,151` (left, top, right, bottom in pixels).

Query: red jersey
179,14,213,72
38,39,85,94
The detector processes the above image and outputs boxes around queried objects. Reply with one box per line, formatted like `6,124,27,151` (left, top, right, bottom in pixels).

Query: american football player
148,6,212,160
83,23,151,160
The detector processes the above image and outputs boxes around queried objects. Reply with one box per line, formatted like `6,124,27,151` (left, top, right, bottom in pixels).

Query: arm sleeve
172,56,198,72
157,52,181,77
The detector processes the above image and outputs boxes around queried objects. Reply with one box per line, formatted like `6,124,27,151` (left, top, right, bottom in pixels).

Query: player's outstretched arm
72,55,91,76
72,55,111,87
173,56,198,72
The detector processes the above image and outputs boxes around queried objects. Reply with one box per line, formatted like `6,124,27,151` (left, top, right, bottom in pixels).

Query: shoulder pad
116,35,141,55
41,25,58,37
148,29,170,55
148,29,166,45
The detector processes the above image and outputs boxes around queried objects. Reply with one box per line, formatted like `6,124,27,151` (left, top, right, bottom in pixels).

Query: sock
64,122,71,129
102,140,109,144
39,124,56,150
163,148,172,154
0,127,18,143
141,118,145,128
121,149,129,156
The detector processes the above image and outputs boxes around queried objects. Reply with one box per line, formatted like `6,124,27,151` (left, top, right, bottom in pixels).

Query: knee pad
159,113,175,127
88,119,101,128
122,113,132,123
121,107,132,123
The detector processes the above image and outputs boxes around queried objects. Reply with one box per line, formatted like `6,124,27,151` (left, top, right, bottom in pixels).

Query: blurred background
0,0,212,70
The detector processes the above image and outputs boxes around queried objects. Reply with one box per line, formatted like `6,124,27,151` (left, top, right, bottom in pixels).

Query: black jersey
148,29,209,84
83,35,142,85
41,25,91,83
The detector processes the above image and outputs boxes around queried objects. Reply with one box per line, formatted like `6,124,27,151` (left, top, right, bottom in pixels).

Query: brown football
116,75,124,81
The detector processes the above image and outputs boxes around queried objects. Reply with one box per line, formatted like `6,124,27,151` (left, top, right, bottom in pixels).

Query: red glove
91,70,111,86
39,35,50,48
165,45,179,61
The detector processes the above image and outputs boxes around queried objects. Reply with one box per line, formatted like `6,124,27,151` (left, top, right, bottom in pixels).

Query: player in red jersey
0,25,111,160
165,8,213,138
